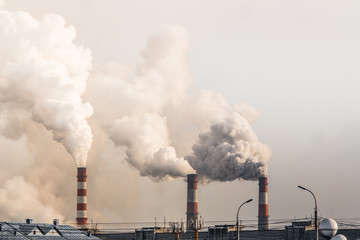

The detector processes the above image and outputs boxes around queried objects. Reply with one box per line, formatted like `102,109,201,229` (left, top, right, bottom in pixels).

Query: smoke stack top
186,173,199,230
258,176,269,230
77,167,87,226
186,112,271,182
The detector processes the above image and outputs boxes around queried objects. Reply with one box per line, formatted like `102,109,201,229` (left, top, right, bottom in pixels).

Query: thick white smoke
87,25,270,182
0,10,93,167
186,112,271,182
87,25,195,181
109,114,194,180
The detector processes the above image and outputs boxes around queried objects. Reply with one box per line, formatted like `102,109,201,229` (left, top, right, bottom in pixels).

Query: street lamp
236,199,253,240
298,185,318,240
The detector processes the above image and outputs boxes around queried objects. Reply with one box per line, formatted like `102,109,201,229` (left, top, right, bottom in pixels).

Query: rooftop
0,220,100,240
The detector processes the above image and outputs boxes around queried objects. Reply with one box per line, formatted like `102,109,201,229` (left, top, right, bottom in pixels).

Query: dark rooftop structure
0,219,100,240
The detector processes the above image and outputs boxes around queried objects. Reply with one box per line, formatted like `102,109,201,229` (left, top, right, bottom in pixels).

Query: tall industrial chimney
77,167,87,227
258,176,269,230
186,174,199,231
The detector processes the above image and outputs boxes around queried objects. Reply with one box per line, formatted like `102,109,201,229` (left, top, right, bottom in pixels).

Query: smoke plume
109,114,194,180
86,25,270,182
0,6,271,222
186,112,271,182
0,10,93,167
87,25,195,181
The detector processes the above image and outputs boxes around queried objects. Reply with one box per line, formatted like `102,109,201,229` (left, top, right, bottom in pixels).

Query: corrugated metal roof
0,221,100,240
0,222,28,239
37,225,53,235
19,224,37,235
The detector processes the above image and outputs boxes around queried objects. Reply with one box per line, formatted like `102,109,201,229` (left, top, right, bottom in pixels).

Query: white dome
319,218,338,238
331,234,347,240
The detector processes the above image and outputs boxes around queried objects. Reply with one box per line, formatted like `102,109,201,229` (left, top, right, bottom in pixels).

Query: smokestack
258,176,269,230
186,173,199,230
77,167,87,227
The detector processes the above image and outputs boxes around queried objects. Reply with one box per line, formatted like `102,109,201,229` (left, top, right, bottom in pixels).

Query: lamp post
236,199,253,240
298,185,318,240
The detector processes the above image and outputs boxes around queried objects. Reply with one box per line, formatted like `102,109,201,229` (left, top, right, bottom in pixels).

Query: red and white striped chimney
186,174,199,231
77,167,87,227
258,176,269,230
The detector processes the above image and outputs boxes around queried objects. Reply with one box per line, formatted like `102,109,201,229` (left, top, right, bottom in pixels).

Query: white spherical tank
319,218,338,239
331,234,347,240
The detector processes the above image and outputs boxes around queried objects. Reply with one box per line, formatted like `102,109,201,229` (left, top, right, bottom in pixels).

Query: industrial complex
1,172,357,240
73,172,359,240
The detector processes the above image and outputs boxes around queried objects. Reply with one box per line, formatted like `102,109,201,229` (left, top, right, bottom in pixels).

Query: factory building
208,225,238,239
0,219,100,240
94,225,360,240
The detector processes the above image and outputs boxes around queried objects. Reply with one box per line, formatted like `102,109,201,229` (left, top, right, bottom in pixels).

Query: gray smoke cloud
86,25,270,182
186,112,271,182
0,10,93,167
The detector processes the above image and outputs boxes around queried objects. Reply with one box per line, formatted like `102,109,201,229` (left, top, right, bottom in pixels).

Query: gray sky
1,0,360,226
